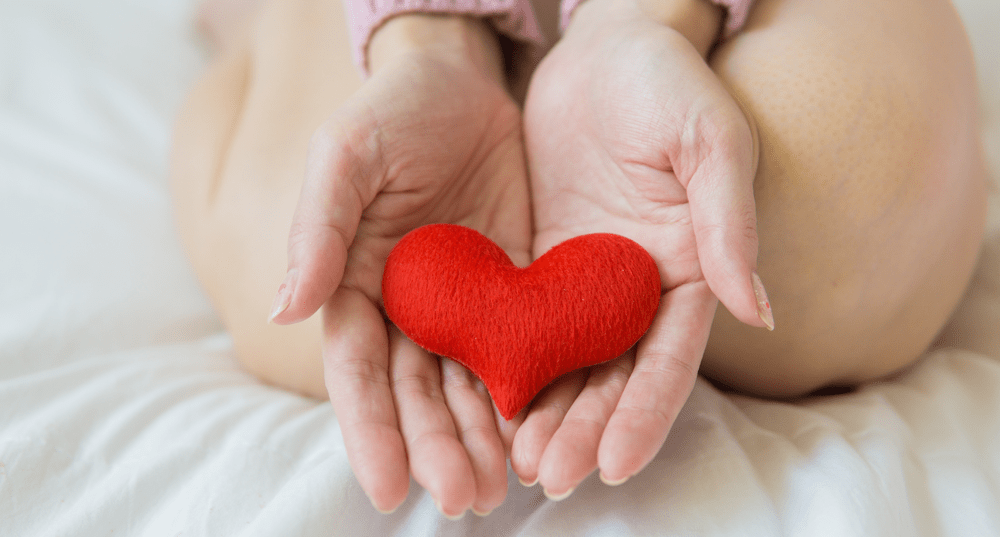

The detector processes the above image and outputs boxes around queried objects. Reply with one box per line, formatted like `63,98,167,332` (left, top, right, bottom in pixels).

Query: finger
535,354,634,500
493,400,525,459
597,281,718,484
270,111,385,325
439,358,509,515
682,106,773,330
388,328,477,519
509,371,587,487
323,287,408,513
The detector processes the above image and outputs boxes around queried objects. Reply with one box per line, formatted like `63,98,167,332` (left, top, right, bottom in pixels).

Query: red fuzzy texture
382,224,661,420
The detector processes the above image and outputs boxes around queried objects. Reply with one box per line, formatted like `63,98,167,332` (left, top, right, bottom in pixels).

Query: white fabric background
1,0,998,535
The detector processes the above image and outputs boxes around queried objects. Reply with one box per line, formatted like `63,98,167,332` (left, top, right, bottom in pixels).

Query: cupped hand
269,15,531,517
512,0,772,497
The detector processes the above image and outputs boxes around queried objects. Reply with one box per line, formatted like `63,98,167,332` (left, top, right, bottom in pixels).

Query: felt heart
382,224,661,420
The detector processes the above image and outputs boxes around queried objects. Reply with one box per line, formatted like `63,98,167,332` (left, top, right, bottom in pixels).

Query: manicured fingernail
472,507,494,517
543,487,574,501
518,476,538,487
435,500,466,521
599,472,630,486
751,271,775,331
268,270,297,322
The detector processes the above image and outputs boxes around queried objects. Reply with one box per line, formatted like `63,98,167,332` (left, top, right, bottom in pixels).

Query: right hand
511,0,767,496
269,15,532,517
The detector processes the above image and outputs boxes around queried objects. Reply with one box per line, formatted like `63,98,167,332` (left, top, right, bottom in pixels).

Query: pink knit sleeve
344,0,545,75
559,0,755,39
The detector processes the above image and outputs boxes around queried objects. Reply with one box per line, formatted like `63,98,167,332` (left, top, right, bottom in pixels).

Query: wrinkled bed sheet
1,0,999,535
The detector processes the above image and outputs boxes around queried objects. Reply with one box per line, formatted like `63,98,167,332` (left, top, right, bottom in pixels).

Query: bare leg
171,0,361,398
702,0,987,396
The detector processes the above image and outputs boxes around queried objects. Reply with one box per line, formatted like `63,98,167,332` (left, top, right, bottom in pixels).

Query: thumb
269,117,384,325
683,112,774,331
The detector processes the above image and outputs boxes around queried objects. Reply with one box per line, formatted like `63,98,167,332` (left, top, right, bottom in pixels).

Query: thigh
702,0,987,396
171,0,362,397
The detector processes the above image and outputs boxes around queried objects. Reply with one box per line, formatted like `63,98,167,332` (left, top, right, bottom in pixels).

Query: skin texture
173,0,986,517
703,0,985,396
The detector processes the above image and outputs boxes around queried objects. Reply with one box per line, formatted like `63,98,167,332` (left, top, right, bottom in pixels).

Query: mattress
1,0,998,535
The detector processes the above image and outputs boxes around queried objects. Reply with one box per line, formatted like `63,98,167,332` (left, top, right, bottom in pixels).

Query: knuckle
695,206,759,263
330,355,388,386
604,360,633,389
642,347,699,382
588,360,633,400
286,220,312,250
392,371,444,402
407,430,453,453
617,400,673,431
561,413,607,434
726,202,760,246
439,360,479,390
534,398,573,420
739,212,760,245
459,423,501,448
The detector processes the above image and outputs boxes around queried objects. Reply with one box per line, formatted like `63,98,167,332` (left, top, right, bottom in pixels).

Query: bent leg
702,0,987,397
171,0,362,398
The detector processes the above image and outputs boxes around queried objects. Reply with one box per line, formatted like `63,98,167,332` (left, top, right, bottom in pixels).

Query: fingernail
518,476,538,487
543,487,574,501
472,507,494,517
373,503,398,515
599,472,630,486
268,270,297,322
366,492,398,515
751,271,775,331
435,500,466,521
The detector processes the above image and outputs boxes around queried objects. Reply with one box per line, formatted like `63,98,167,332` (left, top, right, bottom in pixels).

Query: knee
699,1,987,398
699,99,985,399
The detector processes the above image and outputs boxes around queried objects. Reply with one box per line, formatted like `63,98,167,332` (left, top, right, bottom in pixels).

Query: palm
327,54,532,299
513,18,758,494
529,21,716,270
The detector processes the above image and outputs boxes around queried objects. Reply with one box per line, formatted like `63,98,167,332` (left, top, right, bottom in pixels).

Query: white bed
1,0,998,535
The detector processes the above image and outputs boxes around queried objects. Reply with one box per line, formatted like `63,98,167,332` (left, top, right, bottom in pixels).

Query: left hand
511,0,771,497
270,15,531,516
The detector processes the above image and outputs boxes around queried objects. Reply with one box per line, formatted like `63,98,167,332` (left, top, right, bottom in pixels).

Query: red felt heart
382,224,661,420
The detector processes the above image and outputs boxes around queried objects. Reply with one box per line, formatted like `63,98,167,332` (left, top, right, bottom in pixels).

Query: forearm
369,14,507,85
637,0,723,56
566,0,725,57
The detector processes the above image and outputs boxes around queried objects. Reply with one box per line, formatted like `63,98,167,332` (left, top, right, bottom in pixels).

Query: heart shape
382,224,661,420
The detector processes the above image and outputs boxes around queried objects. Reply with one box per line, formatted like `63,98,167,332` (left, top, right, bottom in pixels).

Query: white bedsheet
1,0,998,535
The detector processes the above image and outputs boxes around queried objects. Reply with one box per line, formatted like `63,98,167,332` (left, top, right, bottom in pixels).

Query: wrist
568,0,722,57
368,14,506,85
